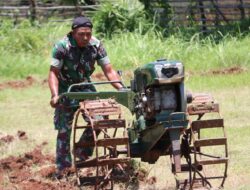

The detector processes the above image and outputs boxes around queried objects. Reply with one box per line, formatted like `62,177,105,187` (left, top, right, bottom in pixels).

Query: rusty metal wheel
175,94,228,190
72,99,130,190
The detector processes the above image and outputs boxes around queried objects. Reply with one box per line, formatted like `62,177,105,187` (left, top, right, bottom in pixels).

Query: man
48,16,123,176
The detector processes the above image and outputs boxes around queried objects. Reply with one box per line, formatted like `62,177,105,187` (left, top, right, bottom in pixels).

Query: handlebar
57,80,130,105
67,80,125,93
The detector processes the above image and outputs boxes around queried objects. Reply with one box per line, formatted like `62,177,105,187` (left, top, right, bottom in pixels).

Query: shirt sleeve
96,42,110,66
51,42,66,69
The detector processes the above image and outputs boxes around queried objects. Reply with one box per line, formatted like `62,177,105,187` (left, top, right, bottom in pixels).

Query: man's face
72,27,92,47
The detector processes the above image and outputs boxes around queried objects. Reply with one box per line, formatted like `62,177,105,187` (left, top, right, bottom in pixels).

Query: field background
0,18,250,189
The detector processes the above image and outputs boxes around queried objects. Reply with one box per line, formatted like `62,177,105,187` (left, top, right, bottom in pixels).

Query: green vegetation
0,20,69,80
0,0,249,81
93,0,155,37
186,71,250,91
0,84,56,156
0,19,249,81
105,32,250,71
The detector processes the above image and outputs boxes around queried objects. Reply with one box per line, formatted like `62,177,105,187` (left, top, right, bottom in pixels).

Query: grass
0,53,49,80
0,71,250,189
0,84,56,156
0,21,250,81
0,20,70,81
105,32,250,72
188,73,250,189
186,71,250,91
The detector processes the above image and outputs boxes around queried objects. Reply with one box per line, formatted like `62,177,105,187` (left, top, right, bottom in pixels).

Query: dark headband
72,16,93,30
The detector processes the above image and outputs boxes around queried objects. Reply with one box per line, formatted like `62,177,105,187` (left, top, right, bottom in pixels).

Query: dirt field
0,67,249,190
0,131,155,190
0,132,78,190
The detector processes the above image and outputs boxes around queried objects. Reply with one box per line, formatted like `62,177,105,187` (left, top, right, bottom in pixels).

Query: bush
93,0,157,38
0,20,42,53
0,19,69,54
0,20,69,79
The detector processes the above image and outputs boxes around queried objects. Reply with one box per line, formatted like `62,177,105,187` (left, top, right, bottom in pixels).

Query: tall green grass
105,32,250,71
0,20,70,80
0,19,249,80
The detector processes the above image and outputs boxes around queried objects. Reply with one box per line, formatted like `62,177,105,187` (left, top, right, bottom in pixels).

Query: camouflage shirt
51,33,110,93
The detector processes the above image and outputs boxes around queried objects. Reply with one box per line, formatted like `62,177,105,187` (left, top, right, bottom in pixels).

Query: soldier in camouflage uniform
48,16,123,175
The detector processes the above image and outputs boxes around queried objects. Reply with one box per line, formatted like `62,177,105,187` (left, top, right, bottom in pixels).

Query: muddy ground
0,132,153,190
0,132,78,190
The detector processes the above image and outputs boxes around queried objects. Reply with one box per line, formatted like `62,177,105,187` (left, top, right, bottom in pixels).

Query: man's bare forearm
48,66,59,98
102,64,123,90
106,70,123,89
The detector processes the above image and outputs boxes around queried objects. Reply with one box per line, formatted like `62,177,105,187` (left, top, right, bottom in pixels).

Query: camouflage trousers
54,106,97,171
54,86,97,171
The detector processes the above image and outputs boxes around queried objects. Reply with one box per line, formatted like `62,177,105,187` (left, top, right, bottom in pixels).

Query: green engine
132,59,187,120
129,59,189,165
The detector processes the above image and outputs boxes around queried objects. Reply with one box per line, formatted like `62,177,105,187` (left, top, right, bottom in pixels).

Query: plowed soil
0,76,36,91
0,141,79,190
0,130,81,190
0,132,152,190
189,66,246,76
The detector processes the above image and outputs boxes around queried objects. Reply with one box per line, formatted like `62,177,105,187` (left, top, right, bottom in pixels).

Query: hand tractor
59,59,228,189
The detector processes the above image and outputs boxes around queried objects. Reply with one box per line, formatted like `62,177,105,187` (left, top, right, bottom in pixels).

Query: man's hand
50,95,59,108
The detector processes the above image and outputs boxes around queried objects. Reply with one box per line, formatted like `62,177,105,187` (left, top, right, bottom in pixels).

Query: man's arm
101,64,123,90
48,66,60,108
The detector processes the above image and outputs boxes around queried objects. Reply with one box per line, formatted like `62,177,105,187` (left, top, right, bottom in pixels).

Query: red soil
0,135,14,144
0,139,152,189
0,130,77,190
209,66,245,75
0,76,36,91
0,131,28,144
